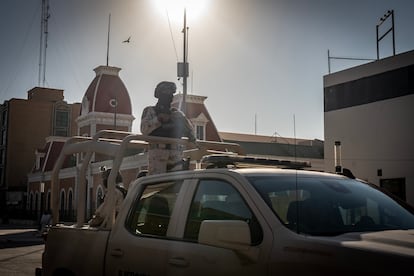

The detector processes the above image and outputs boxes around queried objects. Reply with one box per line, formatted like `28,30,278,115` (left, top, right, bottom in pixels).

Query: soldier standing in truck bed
141,81,195,175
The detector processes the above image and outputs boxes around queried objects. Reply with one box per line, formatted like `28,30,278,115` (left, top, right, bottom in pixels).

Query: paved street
0,225,44,276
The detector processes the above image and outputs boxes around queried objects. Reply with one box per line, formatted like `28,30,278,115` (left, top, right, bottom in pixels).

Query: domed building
26,64,239,223
77,65,134,136
27,65,140,221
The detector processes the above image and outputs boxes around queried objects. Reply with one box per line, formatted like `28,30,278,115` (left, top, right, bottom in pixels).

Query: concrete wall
324,94,414,205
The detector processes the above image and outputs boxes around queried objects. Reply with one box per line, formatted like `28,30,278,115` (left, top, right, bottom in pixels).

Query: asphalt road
0,225,44,276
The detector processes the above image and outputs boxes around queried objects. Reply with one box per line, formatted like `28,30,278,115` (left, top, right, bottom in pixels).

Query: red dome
81,66,132,116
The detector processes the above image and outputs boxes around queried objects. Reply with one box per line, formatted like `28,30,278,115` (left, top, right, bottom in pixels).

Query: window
1,130,6,146
380,178,406,201
35,192,39,213
1,109,7,126
46,191,51,211
126,181,182,237
53,104,71,137
68,190,73,219
59,190,65,219
196,125,205,140
29,193,34,212
191,113,208,141
250,176,414,236
184,179,263,244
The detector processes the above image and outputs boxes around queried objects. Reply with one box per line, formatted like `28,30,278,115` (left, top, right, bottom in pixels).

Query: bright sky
1,0,414,140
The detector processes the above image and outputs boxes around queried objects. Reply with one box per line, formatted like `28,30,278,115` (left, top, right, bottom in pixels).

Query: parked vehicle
38,131,414,276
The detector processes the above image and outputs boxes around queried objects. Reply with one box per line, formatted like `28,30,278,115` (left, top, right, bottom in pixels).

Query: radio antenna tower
38,0,50,87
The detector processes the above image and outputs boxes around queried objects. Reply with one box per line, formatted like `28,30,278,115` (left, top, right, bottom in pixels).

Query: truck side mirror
198,220,251,251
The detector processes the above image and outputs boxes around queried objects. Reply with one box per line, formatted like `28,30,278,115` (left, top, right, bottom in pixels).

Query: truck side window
126,181,182,237
184,179,263,245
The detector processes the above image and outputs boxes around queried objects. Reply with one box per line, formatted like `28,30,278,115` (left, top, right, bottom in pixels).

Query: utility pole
177,9,189,115
376,10,395,60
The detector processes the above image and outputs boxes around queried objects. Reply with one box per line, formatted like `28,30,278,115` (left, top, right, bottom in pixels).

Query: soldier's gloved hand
158,113,170,123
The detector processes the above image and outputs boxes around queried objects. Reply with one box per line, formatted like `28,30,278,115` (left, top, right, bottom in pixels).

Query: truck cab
39,130,414,276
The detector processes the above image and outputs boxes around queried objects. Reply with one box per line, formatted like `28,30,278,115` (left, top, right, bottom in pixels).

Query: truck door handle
110,249,124,257
168,257,189,267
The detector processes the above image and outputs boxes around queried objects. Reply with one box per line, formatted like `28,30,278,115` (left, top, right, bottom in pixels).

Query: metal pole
182,8,188,116
376,24,379,60
38,0,44,86
328,49,331,74
42,0,49,87
106,14,111,66
391,10,396,56
114,99,117,129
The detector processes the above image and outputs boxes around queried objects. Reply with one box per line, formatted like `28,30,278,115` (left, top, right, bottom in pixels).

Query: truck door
105,179,184,276
166,177,270,276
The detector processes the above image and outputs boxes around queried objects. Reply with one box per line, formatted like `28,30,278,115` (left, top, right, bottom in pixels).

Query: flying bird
122,36,131,43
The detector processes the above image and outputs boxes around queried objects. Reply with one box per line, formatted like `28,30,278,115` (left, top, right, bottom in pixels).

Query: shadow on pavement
0,228,44,249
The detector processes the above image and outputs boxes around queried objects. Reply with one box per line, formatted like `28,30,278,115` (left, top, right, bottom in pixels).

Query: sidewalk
0,224,44,249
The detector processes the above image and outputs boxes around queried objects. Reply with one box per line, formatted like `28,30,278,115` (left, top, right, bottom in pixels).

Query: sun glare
153,0,209,23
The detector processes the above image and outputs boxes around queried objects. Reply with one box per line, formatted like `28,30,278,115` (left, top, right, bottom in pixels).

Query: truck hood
339,229,414,256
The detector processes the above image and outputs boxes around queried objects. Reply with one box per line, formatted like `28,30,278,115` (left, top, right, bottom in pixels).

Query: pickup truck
38,131,414,276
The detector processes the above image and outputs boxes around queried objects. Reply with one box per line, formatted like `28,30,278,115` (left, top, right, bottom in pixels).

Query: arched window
68,189,73,220
35,192,39,215
60,190,66,220
29,193,34,213
46,191,51,211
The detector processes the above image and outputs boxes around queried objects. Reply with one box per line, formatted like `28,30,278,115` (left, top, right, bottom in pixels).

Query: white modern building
324,50,414,205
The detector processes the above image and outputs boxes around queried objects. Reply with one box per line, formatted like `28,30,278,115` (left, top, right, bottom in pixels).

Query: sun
152,0,209,23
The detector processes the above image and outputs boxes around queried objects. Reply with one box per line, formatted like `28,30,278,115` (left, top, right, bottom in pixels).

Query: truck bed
43,225,110,276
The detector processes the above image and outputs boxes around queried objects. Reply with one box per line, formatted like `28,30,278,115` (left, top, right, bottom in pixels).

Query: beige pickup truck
38,131,414,276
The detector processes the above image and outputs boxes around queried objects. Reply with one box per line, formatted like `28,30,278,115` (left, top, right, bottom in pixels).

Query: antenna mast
38,0,50,87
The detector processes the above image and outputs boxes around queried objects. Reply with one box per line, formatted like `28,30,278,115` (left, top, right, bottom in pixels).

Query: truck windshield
248,175,414,236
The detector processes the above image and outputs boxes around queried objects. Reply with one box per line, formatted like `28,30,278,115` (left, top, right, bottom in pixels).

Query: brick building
0,87,80,220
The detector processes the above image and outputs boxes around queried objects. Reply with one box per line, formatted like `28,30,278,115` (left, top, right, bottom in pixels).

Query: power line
165,9,179,62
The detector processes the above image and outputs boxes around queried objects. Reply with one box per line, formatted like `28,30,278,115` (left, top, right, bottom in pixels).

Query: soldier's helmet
154,81,176,98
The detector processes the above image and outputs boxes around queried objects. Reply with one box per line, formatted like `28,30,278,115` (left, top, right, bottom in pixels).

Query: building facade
0,87,80,220
324,50,414,205
26,74,226,222
24,65,325,223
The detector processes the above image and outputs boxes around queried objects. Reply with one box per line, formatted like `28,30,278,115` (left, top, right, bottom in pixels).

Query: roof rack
50,130,244,228
201,154,311,169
